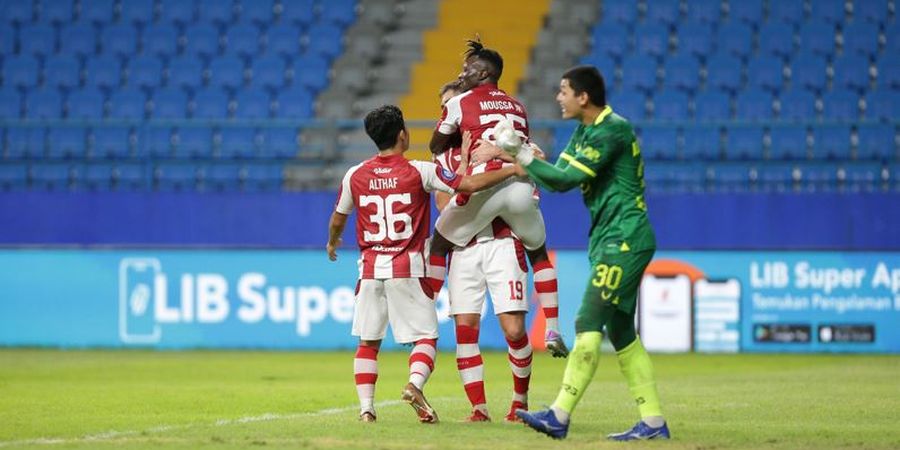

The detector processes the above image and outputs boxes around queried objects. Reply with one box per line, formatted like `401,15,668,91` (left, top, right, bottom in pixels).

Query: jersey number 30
360,194,412,242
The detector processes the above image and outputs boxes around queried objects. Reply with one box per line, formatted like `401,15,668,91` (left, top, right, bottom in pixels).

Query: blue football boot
607,420,671,441
516,408,568,439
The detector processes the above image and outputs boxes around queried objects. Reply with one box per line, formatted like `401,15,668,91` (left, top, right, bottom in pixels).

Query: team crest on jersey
440,168,457,181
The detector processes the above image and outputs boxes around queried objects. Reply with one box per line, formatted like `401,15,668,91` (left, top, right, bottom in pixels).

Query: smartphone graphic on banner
693,278,741,353
118,258,163,343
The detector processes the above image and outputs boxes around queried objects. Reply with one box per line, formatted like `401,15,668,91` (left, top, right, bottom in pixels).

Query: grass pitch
0,349,898,449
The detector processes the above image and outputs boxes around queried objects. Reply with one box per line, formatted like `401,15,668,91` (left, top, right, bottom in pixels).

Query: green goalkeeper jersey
549,106,656,263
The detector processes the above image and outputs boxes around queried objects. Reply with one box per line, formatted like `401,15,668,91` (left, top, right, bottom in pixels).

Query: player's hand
327,239,341,261
513,164,527,177
493,118,522,154
529,142,547,160
460,130,472,169
471,139,504,165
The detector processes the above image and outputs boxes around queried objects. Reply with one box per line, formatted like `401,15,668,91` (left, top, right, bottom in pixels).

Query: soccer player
433,82,532,423
426,38,568,358
500,66,671,440
326,105,522,424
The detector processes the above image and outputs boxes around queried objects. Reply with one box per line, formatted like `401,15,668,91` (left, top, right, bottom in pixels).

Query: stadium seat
242,0,273,23
120,0,154,24
865,90,900,121
109,89,146,120
280,0,315,26
705,53,742,92
101,24,137,56
0,24,11,54
91,126,131,159
841,162,884,192
83,163,115,190
59,22,97,56
144,127,174,158
151,88,188,119
31,163,73,190
261,128,298,158
821,90,860,121
167,56,204,89
769,126,808,160
634,24,668,57
886,23,900,55
219,128,257,159
192,88,230,119
174,127,213,158
0,88,21,119
798,162,839,192
676,23,713,58
735,90,774,121
812,125,852,159
250,55,286,89
725,126,764,159
645,0,681,25
128,55,163,88
842,22,878,57
757,162,798,191
728,0,762,24
209,54,245,89
790,53,828,92
160,0,196,24
275,87,313,119
832,55,871,91
609,91,646,121
778,90,817,121
683,125,720,159
205,163,243,190
590,23,628,59
112,163,147,190
638,125,679,160
42,0,73,22
67,88,104,119
25,88,62,119
758,23,794,57
44,55,80,89
306,24,344,59
142,23,178,57
876,55,900,90
809,0,847,24
184,23,220,57
85,54,121,88
226,22,260,56
48,127,87,159
769,0,804,25
243,163,283,190
747,56,784,92
4,128,45,159
693,89,731,121
80,0,114,23
622,55,657,92
198,0,234,23
798,21,835,57
685,0,722,23
234,88,271,119
663,54,700,91
856,124,896,161
653,90,689,121
715,22,752,58
2,1,33,23
267,24,301,56
320,0,357,26
707,162,752,192
292,54,329,92
601,1,637,24
19,23,55,56
854,0,889,24
0,164,28,191
154,163,200,191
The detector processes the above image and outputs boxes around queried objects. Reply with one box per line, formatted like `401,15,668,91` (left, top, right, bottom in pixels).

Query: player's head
439,80,462,108
364,105,409,152
458,36,503,90
557,65,606,120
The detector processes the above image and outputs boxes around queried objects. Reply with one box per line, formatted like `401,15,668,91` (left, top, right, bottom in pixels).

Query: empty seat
292,54,329,92
683,125,720,159
638,125,679,160
142,23,178,57
798,162,839,191
757,162,798,191
128,55,163,88
842,22,878,57
715,22,752,57
865,91,900,121
769,126,808,160
790,52,828,92
280,0,315,26
44,55,80,89
735,90,774,121
167,56,204,89
160,0,196,24
68,88,104,119
83,163,115,190
80,0,114,23
251,54,286,88
112,164,148,190
694,90,731,120
109,88,146,119
144,127,174,158
645,0,681,24
747,56,784,91
854,0,889,24
0,164,29,191
209,54,245,88
31,164,73,190
219,127,257,158
797,21,835,57
832,55,871,91
685,0,721,23
841,162,883,191
320,0,357,26
812,125,852,159
821,90,860,121
242,0,273,23
120,0,154,24
663,54,700,91
2,1,33,23
705,53,742,91
0,24,11,54
154,163,200,191
85,54,121,87
621,55,657,91
809,0,846,24
653,90,689,120
676,22,713,57
234,88,271,119
856,124,896,160
728,0,762,24
91,126,131,159
758,23,793,57
48,127,87,159
175,127,213,158
305,24,344,59
4,128,45,159
59,22,97,56
267,24,300,56
243,163,283,190
18,23,55,56
205,163,243,190
634,24,668,56
725,126,764,159
609,91,646,120
225,22,260,56
708,162,752,191
184,23,219,57
602,1,637,24
26,88,62,119
275,88,313,119
198,0,234,23
261,128,298,158
769,0,804,25
192,88,229,119
0,88,21,119
151,88,188,119
778,90,817,121
590,23,628,59
876,55,900,90
101,24,137,56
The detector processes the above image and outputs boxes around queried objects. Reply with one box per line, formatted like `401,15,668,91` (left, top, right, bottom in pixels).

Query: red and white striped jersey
435,83,530,152
335,153,461,279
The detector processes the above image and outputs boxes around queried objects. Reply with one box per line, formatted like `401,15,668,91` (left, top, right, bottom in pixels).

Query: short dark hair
364,105,406,151
562,65,606,107
465,37,503,82
439,80,462,97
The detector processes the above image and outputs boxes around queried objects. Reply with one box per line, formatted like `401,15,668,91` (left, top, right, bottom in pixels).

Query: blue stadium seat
768,0,804,25
280,0,315,26
821,90,860,121
653,90,689,120
174,127,213,158
128,55,163,88
142,23,178,57
0,164,28,191
735,90,774,121
209,55,245,88
708,162,751,192
192,88,229,119
798,162,838,192
83,163,115,190
621,55,657,92
610,91,647,121
101,24,137,56
26,88,62,119
4,128,45,159
638,125,679,160
856,124,896,161
663,54,699,91
645,0,680,24
865,90,900,121
693,89,731,121
31,163,72,190
715,22,752,57
892,164,900,191
120,0,154,24
251,54,286,88
798,21,835,57
80,0,114,23
809,0,846,24
676,23,713,58
728,0,762,24
219,128,257,159
44,55,80,89
261,128,297,158
683,125,720,159
275,87,313,119
242,0,273,23
160,0,196,24
685,0,721,23
184,23,219,57
59,22,96,56
154,163,200,191
842,22,878,57
267,24,301,56
109,88,146,119
790,52,828,92
292,54,329,92
590,23,628,59
705,53,742,92
48,127,86,159
0,24,12,54
243,163,283,190
876,54,900,90
758,23,794,57
198,0,234,23
320,0,357,26
769,126,808,160
19,23,55,56
778,90,817,121
85,54,121,88
226,22,260,56
151,88,188,119
812,125,852,159
167,56,204,89
305,24,344,59
886,23,900,55
634,24,668,56
841,162,884,192
657,162,706,192
42,0,73,23
144,127,173,158
112,164,148,190
205,163,243,190
601,1,637,24
747,56,784,92
830,61,870,100
67,88,104,119
757,162,798,191
855,0,889,24
0,88,21,119
1,1,33,23
234,88,271,119
725,126,764,159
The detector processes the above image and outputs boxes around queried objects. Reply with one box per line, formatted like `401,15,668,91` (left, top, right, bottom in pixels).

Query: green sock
616,337,663,419
551,331,602,418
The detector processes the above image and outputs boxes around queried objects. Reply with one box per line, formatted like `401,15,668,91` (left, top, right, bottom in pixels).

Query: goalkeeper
493,66,670,441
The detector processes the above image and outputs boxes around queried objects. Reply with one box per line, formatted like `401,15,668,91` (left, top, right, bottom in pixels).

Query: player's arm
429,130,453,155
326,211,348,261
501,130,615,192
457,165,522,193
429,96,462,154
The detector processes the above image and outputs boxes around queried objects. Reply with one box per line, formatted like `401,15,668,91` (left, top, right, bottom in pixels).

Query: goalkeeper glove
493,118,535,166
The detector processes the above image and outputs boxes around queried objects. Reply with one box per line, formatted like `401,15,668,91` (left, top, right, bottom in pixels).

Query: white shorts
436,177,546,250
352,278,439,344
448,238,529,316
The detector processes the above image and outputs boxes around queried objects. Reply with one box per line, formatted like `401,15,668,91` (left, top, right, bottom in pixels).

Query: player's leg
498,312,530,422
425,232,454,297
448,244,490,421
525,245,567,357
355,339,380,422
351,279,389,421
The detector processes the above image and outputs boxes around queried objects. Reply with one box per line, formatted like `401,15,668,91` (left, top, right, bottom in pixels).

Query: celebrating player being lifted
326,105,522,424
426,37,568,358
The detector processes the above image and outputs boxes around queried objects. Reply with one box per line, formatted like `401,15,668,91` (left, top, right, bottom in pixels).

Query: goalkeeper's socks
616,337,664,420
426,255,447,299
506,334,532,405
550,406,570,424
551,332,602,417
354,345,379,414
533,260,560,332
408,338,437,390
643,416,666,428
456,325,487,410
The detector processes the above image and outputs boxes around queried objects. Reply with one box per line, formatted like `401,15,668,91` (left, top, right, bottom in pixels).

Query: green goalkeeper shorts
574,249,655,334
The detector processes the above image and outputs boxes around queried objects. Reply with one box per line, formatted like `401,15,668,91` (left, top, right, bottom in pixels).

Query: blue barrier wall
1,192,898,249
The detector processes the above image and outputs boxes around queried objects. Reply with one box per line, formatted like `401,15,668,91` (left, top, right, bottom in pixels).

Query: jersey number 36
360,194,412,242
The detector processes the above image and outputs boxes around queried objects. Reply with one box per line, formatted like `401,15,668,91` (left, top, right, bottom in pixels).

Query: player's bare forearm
435,191,451,210
429,131,452,154
457,166,518,193
326,211,349,261
523,158,587,192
